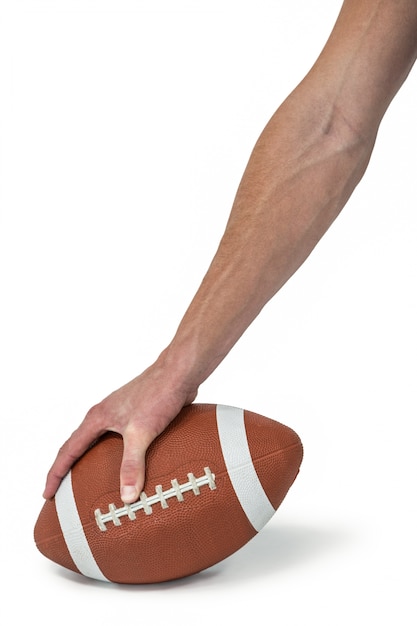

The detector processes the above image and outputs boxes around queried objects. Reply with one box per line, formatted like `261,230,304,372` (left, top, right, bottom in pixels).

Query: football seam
95,466,217,531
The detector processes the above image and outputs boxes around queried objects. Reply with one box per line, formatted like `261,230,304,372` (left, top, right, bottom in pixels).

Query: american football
34,403,303,584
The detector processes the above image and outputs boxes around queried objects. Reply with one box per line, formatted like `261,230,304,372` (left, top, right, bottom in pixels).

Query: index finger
42,420,105,500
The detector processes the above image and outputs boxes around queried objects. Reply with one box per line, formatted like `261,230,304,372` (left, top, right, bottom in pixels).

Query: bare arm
44,0,417,503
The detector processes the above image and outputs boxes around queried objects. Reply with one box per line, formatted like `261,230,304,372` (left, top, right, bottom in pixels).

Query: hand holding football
34,404,303,583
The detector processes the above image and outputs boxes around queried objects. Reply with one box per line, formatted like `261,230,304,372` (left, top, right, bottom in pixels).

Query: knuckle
121,450,143,475
84,403,108,429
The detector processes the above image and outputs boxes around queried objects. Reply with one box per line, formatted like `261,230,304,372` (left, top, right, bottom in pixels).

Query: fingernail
121,486,137,503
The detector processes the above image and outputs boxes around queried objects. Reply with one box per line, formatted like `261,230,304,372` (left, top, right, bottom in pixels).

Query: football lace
94,467,216,531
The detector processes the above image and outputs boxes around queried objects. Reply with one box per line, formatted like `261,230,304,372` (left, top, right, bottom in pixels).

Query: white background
1,1,416,624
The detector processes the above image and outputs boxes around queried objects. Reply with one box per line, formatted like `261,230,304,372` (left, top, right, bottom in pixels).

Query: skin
43,0,417,504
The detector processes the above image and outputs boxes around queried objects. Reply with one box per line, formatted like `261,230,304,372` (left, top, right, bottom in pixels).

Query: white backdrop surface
1,1,416,624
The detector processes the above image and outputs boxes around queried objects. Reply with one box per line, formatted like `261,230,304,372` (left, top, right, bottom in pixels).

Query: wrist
154,342,203,406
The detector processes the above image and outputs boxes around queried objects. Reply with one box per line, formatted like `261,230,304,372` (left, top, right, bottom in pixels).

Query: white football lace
94,467,216,531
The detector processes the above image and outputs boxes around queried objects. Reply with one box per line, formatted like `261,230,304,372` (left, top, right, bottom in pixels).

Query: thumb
119,429,149,504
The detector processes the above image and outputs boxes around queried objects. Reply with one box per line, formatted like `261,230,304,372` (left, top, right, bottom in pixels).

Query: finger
43,421,105,499
119,428,150,504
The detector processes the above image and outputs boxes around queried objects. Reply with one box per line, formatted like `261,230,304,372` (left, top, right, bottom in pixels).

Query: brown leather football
34,403,303,584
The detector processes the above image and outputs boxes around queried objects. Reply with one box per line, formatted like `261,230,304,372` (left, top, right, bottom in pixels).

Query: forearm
161,0,417,389
164,102,374,385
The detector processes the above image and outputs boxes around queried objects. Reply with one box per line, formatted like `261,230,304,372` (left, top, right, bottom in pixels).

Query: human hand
42,354,198,504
